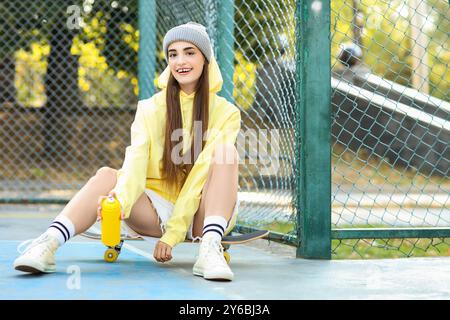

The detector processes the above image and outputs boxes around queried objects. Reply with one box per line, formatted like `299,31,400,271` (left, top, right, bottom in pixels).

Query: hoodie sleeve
160,108,241,247
112,99,152,219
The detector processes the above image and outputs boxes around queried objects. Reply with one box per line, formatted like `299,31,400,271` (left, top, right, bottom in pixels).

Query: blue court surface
1,204,450,300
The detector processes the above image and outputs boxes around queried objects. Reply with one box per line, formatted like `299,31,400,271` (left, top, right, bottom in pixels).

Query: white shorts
124,188,240,241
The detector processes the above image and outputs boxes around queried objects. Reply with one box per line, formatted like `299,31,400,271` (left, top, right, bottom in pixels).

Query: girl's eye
169,52,194,57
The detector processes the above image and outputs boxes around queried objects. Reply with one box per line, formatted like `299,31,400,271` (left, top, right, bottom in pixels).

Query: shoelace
203,239,226,264
17,238,43,254
17,234,53,254
17,239,35,254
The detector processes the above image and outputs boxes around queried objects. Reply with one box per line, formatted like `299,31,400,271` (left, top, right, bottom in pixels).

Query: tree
234,0,294,64
40,1,83,160
0,0,40,105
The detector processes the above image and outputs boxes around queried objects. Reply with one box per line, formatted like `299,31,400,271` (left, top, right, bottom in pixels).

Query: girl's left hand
97,191,125,221
153,241,173,263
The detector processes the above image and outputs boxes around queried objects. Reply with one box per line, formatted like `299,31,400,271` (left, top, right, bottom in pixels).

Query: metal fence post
216,0,235,104
296,0,332,259
138,0,156,100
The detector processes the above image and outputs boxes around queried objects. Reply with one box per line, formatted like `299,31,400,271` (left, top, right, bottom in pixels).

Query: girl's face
168,41,205,94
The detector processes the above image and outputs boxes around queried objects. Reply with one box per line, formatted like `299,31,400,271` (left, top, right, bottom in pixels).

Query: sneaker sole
204,273,234,281
14,258,56,274
193,270,233,281
15,265,44,274
193,266,234,281
200,269,234,281
192,266,204,277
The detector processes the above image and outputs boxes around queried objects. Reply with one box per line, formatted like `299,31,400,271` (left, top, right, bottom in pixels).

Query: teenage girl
14,21,241,281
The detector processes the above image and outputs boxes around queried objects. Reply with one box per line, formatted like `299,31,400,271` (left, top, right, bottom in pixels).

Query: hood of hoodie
155,55,223,95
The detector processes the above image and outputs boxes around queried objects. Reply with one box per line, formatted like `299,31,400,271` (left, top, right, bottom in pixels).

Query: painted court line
89,226,192,276
1,240,226,299
0,213,56,218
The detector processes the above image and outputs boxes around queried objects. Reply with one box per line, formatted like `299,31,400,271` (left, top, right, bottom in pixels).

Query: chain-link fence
330,0,449,258
149,0,298,244
0,0,140,198
0,0,298,244
0,0,448,258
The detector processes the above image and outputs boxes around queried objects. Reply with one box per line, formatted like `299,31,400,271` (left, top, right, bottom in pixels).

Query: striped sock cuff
53,221,70,241
202,216,228,240
46,215,76,245
202,223,225,237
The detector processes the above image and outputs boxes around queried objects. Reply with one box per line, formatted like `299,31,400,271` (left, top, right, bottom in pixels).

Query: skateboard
81,229,269,263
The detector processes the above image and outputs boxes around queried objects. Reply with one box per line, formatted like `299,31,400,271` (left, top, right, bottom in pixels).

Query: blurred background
0,0,448,258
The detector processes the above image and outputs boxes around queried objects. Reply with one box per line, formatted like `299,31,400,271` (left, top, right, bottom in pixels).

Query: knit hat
163,21,212,63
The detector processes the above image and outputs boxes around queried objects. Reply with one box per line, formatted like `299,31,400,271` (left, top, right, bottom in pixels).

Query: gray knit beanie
163,21,212,63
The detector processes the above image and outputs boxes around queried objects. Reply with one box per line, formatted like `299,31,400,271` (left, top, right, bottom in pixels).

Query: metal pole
296,0,332,259
138,0,156,100
216,0,235,104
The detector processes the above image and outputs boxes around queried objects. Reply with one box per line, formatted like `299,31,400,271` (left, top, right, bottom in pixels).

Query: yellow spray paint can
101,196,121,247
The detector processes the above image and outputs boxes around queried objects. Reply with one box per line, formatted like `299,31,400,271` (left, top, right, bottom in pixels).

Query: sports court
1,0,449,301
1,203,449,300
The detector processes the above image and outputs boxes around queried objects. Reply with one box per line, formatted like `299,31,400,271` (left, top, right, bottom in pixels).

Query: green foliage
234,0,295,63
233,52,258,110
14,41,49,106
4,0,449,107
30,167,46,179
72,0,139,105
0,0,42,57
332,238,450,259
11,0,139,107
331,0,449,100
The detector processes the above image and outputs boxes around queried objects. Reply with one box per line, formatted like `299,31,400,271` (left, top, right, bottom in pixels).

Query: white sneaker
13,233,60,273
193,237,234,281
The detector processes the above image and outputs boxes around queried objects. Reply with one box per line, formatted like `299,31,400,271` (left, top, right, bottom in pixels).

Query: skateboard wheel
104,248,119,263
223,251,230,264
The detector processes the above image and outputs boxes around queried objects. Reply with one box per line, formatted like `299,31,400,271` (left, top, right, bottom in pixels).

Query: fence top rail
332,227,450,239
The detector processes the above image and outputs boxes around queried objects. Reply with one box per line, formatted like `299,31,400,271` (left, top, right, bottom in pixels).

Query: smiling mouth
177,68,192,75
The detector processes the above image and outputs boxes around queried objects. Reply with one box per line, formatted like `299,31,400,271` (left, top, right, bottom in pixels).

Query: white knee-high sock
202,216,228,242
45,215,76,246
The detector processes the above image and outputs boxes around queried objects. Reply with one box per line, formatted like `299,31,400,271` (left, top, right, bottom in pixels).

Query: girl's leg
191,143,239,238
60,167,161,237
60,166,118,234
192,143,238,281
17,166,119,247
14,166,161,273
124,191,162,238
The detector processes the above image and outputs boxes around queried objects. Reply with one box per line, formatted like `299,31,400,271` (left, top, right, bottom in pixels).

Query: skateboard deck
81,229,269,263
81,229,269,245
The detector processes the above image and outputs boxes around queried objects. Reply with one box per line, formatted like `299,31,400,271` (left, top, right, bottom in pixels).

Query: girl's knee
96,166,117,177
90,167,117,185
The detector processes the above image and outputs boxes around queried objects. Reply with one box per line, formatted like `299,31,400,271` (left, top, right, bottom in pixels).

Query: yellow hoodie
112,56,241,248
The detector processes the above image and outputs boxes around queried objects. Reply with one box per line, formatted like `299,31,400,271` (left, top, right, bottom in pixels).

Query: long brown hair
162,60,210,193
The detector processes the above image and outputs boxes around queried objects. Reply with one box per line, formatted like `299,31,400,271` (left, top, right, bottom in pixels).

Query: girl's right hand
97,191,125,221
